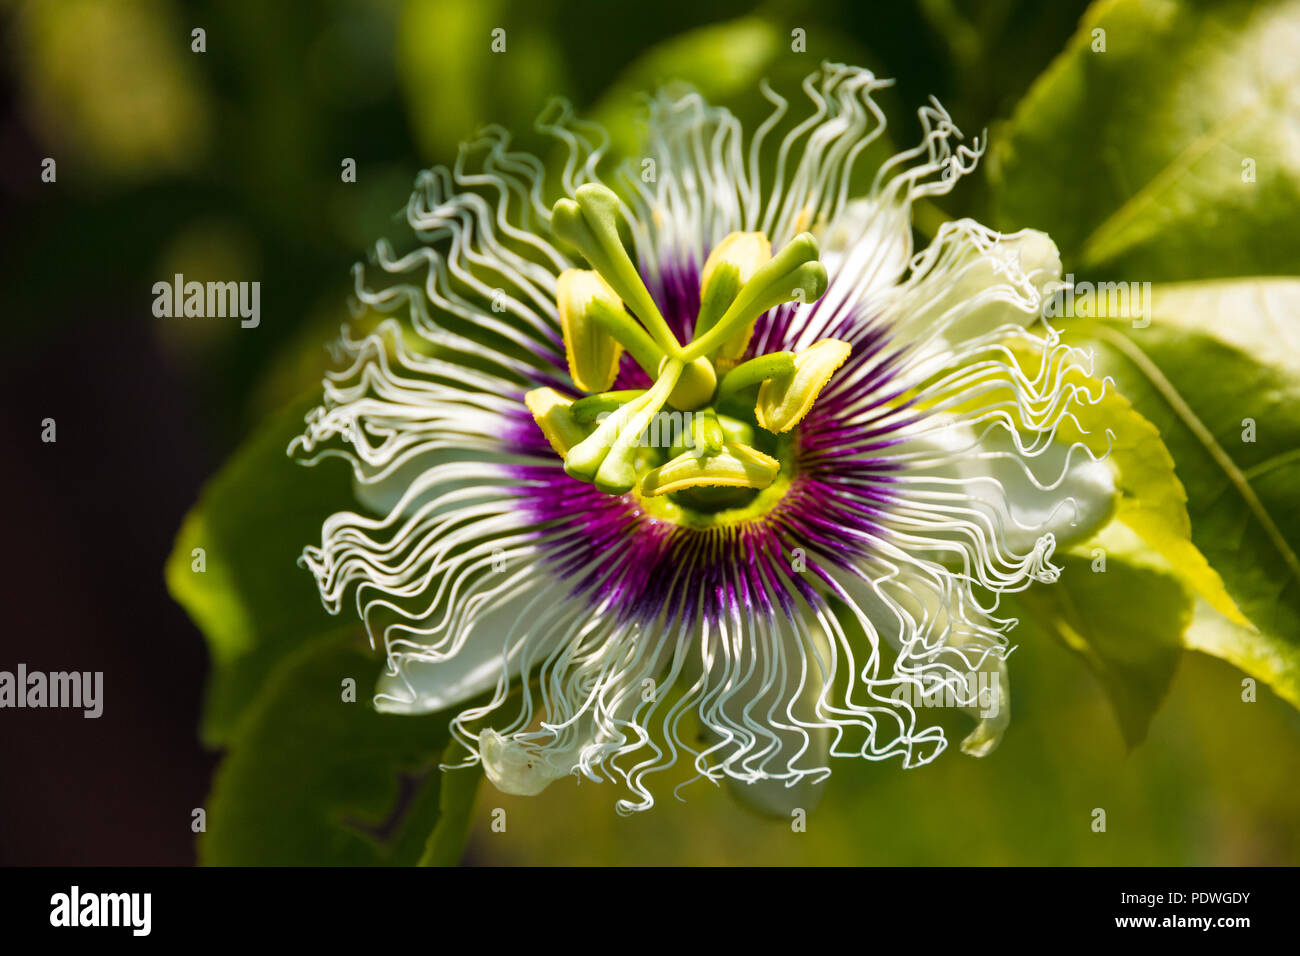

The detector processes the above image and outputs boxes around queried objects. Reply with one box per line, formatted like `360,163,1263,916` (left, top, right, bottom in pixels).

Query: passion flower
291,63,1115,815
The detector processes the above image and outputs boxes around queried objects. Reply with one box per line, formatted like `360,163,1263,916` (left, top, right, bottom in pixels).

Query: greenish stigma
527,182,851,514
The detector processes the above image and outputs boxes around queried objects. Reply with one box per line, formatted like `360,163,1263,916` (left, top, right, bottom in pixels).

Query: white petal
463,610,666,804
375,569,560,715
352,446,515,517
886,223,1063,364
820,197,910,276
952,632,1010,757
900,419,1116,554
625,64,976,284
974,428,1115,551
479,729,577,796
376,639,506,716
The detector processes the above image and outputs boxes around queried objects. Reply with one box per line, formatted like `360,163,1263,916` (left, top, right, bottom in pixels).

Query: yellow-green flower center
527,182,851,514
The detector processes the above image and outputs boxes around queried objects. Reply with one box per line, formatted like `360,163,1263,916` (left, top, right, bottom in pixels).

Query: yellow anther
700,232,772,303
697,232,772,357
639,442,780,498
556,269,625,393
524,388,589,457
755,339,852,433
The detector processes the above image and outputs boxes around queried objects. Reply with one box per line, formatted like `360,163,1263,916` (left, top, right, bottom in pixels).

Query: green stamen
570,389,643,423
691,406,726,456
680,233,827,363
755,339,853,433
640,441,781,498
582,293,666,379
524,388,591,457
556,270,625,392
564,359,683,493
531,197,847,516
593,361,684,494
715,351,796,405
551,184,682,356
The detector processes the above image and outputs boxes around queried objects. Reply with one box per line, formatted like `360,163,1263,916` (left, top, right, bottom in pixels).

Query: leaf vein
1094,325,1300,591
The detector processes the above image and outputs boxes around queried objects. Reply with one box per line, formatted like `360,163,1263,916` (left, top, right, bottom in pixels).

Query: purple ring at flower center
502,254,920,627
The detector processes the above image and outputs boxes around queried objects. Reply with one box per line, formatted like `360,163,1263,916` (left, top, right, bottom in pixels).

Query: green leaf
166,393,354,744
201,634,471,866
589,17,783,160
916,0,1095,131
398,0,570,161
1014,521,1191,746
587,16,891,184
1046,350,1248,626
989,0,1300,280
1009,323,1248,741
418,763,482,867
1068,279,1300,708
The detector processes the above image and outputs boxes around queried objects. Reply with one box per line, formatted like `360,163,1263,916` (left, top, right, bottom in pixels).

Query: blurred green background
3,0,1297,865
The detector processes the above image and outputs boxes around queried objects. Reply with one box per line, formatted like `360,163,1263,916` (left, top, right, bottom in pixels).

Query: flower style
290,63,1117,815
